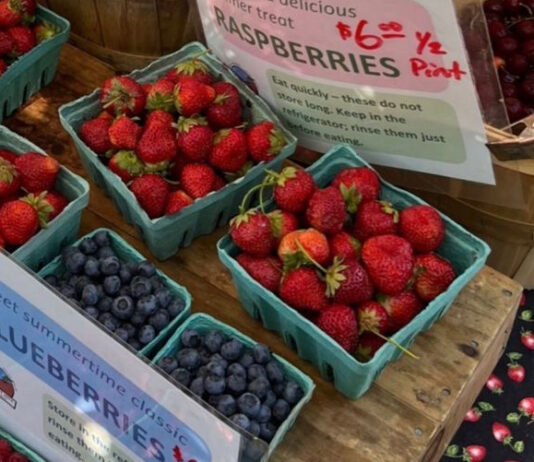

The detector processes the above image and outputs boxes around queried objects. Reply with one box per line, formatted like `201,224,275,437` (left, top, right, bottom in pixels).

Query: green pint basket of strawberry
0,426,47,461
0,125,89,271
58,42,297,261
217,144,491,400
0,2,70,121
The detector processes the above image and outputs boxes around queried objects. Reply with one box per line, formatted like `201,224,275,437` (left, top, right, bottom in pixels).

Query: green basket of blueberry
38,228,191,357
152,313,314,461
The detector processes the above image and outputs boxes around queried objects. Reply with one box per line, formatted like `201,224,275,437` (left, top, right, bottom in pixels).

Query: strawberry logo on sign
0,367,16,409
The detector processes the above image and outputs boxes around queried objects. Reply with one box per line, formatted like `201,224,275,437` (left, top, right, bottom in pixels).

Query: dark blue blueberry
210,354,228,369
137,261,156,277
67,274,79,288
154,287,171,308
62,245,77,259
177,348,201,370
97,296,113,313
198,347,212,365
100,256,120,276
249,421,261,438
208,395,221,408
130,276,152,299
196,365,209,379
272,399,290,422
112,296,134,320
119,286,131,297
227,363,246,378
282,381,303,405
204,330,225,353
79,237,98,255
221,339,243,361
75,276,92,297
148,309,170,332
84,257,101,278
103,275,121,296
44,274,58,286
149,275,165,291
119,264,133,284
167,297,186,318
130,311,146,326
244,440,265,461
204,375,226,395
170,368,191,387
252,344,272,365
206,361,226,377
180,329,202,348
237,393,261,419
114,328,129,343
216,394,236,417
60,284,76,299
266,360,285,384
121,323,136,339
65,251,87,275
273,381,287,397
137,295,158,316
263,390,277,408
84,306,99,319
97,246,116,260
190,377,204,396
248,377,270,400
138,325,156,345
128,338,141,351
93,230,111,248
81,284,100,307
96,284,105,299
157,356,178,374
98,312,118,332
227,374,247,395
230,413,250,431
256,405,272,423
239,352,254,368
248,364,267,381
259,422,277,442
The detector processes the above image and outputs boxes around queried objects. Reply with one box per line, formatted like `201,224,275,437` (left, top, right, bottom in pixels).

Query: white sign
196,0,495,184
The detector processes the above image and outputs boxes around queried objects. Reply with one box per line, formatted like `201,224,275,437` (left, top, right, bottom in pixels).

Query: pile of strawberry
0,0,59,77
229,166,457,362
0,438,29,461
0,148,66,250
79,53,287,220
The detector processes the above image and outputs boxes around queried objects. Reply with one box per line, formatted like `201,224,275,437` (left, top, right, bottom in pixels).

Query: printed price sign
196,0,495,184
0,254,243,462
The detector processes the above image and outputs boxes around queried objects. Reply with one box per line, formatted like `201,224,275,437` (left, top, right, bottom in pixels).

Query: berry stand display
0,427,46,462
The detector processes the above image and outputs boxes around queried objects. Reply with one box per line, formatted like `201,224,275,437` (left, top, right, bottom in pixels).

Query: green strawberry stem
295,239,328,273
369,328,420,360
103,96,121,110
238,175,275,214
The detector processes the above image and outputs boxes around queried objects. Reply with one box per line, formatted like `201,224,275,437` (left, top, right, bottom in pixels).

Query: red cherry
485,373,504,393
488,21,509,41
464,408,482,423
484,0,505,15
496,36,520,56
465,445,487,462
502,82,519,97
518,397,534,416
507,53,529,75
492,422,512,442
486,12,502,22
505,97,527,121
504,0,522,13
522,330,534,349
508,365,526,382
515,20,534,39
521,38,534,63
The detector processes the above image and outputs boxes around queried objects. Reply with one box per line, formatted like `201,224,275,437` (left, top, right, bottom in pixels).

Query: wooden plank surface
2,44,523,462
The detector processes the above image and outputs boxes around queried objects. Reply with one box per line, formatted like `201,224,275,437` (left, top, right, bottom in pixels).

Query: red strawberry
15,152,60,192
0,157,20,198
146,78,175,112
100,76,146,117
236,253,282,293
108,115,142,150
21,191,53,227
379,291,422,333
137,124,177,166
208,128,248,173
145,110,174,130
306,186,346,235
356,301,389,335
492,422,511,443
9,454,30,462
0,30,14,54
180,163,216,199
355,332,385,362
272,167,315,213
38,190,68,221
0,233,4,249
518,397,534,416
267,210,299,244
278,229,330,267
246,121,286,163
332,167,380,211
507,353,525,383
108,150,144,182
175,116,214,162
279,267,328,312
230,210,274,257
206,82,243,128
174,79,216,117
413,253,455,302
7,25,35,56
80,117,113,155
0,58,6,76
354,200,398,241
0,150,16,164
0,0,22,28
521,329,534,350
0,199,39,246
20,0,36,15
317,304,359,353
98,111,114,121
211,174,226,191
326,259,374,305
130,174,170,219
485,374,504,394
165,190,193,215
166,57,213,85
33,21,59,44
465,445,486,462
362,235,414,295
464,408,482,423
0,439,12,457
330,231,361,262
399,205,445,253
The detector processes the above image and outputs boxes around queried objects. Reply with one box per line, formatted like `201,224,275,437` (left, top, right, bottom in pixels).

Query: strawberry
518,397,534,417
272,167,315,213
413,253,455,302
208,128,248,172
100,76,146,117
166,57,213,85
145,110,174,130
130,174,170,219
175,116,214,162
108,115,142,150
0,58,6,76
0,30,14,55
180,163,216,199
325,259,374,305
267,210,299,244
317,304,359,353
21,191,53,227
332,167,380,212
507,353,525,383
464,403,494,423
80,117,113,155
0,157,20,198
20,0,36,15
137,124,177,166
230,210,274,257
486,374,504,394
211,174,226,191
236,253,282,293
354,200,398,241
37,190,68,221
356,301,389,335
464,446,486,462
33,21,59,44
330,231,361,262
278,229,330,267
146,78,175,112
206,82,243,128
306,186,346,235
521,329,534,350
355,332,385,362
108,150,144,182
8,454,29,462
399,205,445,253
0,199,39,246
246,121,286,163
0,0,22,28
279,267,328,312
362,234,414,295
165,190,193,215
0,233,4,249
174,79,216,117
7,25,35,56
15,152,59,192
0,149,17,164
0,439,12,457
379,291,422,333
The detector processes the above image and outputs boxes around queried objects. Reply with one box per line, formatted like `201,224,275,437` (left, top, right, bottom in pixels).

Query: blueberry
256,405,272,423
206,361,226,377
259,422,277,442
263,390,277,408
128,338,141,350
208,395,221,408
68,274,80,288
148,309,170,332
130,276,152,299
204,330,225,353
221,339,243,361
210,354,228,369
62,245,77,259
65,251,87,275
180,329,201,348
100,256,120,276
266,360,285,384
248,364,267,381
157,356,179,374
237,393,261,419
252,344,272,365
84,306,99,319
121,323,136,339
227,363,246,378
97,246,116,260
97,296,113,313
154,287,171,308
167,297,186,318
75,276,92,297
130,311,146,326
138,325,156,345
44,274,58,286
84,257,101,278
216,394,236,417
114,328,129,343
112,296,135,320
190,377,204,396
171,368,191,387
119,264,133,284
273,381,287,397
239,352,254,368
138,261,156,277
103,275,122,296
204,375,226,395
149,275,165,291
96,284,105,299
119,286,132,297
198,347,212,365
79,237,98,255
81,284,100,307
196,366,209,379
272,399,290,422
137,295,158,316
98,313,118,332
227,374,247,395
248,420,261,438
230,413,250,431
177,348,201,370
60,284,76,299
283,381,303,405
93,230,110,247
248,377,270,400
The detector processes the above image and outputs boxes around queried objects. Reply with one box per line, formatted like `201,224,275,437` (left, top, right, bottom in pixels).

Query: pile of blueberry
157,328,304,443
43,230,186,351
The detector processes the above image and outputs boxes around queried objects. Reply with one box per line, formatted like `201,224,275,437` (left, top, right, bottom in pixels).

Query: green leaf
507,412,521,424
445,445,460,457
478,401,495,412
521,310,533,321
508,352,523,361
513,440,525,453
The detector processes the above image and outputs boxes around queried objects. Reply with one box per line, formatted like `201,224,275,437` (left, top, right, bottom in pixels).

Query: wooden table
3,44,523,462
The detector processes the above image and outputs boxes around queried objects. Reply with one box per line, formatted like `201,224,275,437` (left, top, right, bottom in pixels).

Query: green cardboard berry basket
0,125,90,271
0,427,47,461
37,228,192,358
58,42,297,261
152,313,314,462
218,144,491,400
0,5,70,121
